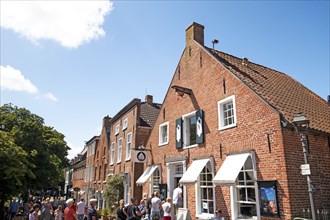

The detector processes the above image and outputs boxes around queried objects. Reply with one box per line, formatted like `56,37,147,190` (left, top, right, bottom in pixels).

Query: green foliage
0,104,69,202
103,175,125,208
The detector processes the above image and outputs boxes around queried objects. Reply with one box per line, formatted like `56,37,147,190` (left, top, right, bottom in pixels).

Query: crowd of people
5,183,224,220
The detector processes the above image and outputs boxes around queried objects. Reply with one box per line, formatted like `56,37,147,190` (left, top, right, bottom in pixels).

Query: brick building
71,150,86,201
92,96,161,207
138,22,330,219
84,135,99,203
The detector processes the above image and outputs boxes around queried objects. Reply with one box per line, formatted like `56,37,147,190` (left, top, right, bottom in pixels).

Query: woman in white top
151,191,162,219
162,198,172,220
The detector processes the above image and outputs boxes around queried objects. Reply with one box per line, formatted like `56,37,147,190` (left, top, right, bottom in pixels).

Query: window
236,156,257,218
126,132,132,160
176,110,203,149
117,138,122,163
110,142,115,165
151,168,161,194
218,95,237,130
122,118,128,130
103,146,106,159
115,124,120,135
159,122,169,146
197,162,214,217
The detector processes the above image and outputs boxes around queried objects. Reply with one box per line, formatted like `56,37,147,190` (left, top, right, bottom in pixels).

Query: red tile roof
209,48,330,134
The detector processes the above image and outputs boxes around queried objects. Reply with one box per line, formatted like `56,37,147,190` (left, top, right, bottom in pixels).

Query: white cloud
66,141,82,159
44,92,58,102
0,1,113,48
0,65,38,94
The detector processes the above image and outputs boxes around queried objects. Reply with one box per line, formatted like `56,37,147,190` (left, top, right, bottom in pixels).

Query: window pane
189,115,196,145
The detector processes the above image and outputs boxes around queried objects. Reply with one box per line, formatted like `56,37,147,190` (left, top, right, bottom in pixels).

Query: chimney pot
145,95,153,104
242,57,249,66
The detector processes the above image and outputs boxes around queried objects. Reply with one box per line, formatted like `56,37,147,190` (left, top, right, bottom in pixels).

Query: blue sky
1,1,329,159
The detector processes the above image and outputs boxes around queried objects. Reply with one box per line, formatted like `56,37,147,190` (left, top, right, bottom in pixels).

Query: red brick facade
139,23,330,220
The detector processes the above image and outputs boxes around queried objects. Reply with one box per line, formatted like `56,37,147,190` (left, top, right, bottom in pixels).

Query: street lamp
292,112,316,220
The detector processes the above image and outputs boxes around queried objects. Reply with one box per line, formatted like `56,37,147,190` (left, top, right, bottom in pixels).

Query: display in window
258,180,279,216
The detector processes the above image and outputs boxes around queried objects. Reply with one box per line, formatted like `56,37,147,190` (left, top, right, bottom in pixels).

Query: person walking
150,192,162,220
54,205,63,220
76,199,86,220
64,199,77,220
9,199,19,220
40,198,52,220
29,203,40,220
172,184,182,217
161,198,172,220
86,199,98,220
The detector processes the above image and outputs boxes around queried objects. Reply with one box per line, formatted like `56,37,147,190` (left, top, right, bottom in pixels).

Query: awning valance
136,165,158,186
213,153,250,185
179,158,210,185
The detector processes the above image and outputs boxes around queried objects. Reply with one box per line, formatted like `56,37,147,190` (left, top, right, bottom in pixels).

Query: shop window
236,156,257,218
197,162,214,217
152,168,161,194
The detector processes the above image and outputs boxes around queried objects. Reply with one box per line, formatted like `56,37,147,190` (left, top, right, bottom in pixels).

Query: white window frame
117,138,122,163
159,121,169,146
151,167,161,195
126,132,132,161
195,160,215,219
122,118,128,130
235,154,259,219
110,142,115,165
182,111,198,149
115,124,120,135
218,95,237,130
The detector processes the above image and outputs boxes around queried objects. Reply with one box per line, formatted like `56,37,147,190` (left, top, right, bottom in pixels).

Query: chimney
103,115,111,128
186,22,204,47
242,57,249,66
145,95,153,104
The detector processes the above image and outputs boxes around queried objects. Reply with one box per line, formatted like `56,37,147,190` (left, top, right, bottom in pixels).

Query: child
54,205,63,220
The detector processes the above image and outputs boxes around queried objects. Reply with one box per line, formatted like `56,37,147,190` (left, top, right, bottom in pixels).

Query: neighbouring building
93,95,161,207
72,149,87,201
84,135,100,203
138,22,330,220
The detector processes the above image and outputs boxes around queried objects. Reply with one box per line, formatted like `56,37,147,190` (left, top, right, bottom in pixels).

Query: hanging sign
135,150,148,163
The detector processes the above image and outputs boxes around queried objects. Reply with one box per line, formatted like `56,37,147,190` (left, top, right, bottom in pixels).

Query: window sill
117,161,122,164
125,158,131,162
109,162,114,166
218,123,237,131
158,142,169,147
196,213,214,220
183,144,198,149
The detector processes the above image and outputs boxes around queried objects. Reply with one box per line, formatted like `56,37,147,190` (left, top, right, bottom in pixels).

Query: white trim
117,138,122,163
218,95,237,130
159,121,169,146
125,132,132,161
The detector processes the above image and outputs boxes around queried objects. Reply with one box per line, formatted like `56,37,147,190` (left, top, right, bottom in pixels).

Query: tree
103,175,125,208
0,104,70,216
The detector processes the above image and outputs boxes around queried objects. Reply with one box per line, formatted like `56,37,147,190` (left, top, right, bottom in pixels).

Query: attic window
242,57,249,66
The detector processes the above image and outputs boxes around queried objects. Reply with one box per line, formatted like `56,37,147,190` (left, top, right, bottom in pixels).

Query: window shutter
176,118,183,149
196,109,204,144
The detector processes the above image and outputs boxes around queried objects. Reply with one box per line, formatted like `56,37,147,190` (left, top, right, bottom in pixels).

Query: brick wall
141,23,330,219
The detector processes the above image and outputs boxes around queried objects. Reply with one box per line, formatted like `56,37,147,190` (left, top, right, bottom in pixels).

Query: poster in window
258,180,279,216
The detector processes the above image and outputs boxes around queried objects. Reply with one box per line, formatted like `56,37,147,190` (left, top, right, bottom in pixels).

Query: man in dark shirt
87,198,98,220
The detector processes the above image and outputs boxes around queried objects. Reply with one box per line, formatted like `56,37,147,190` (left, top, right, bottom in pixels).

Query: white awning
136,165,158,186
179,158,210,184
213,153,250,185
